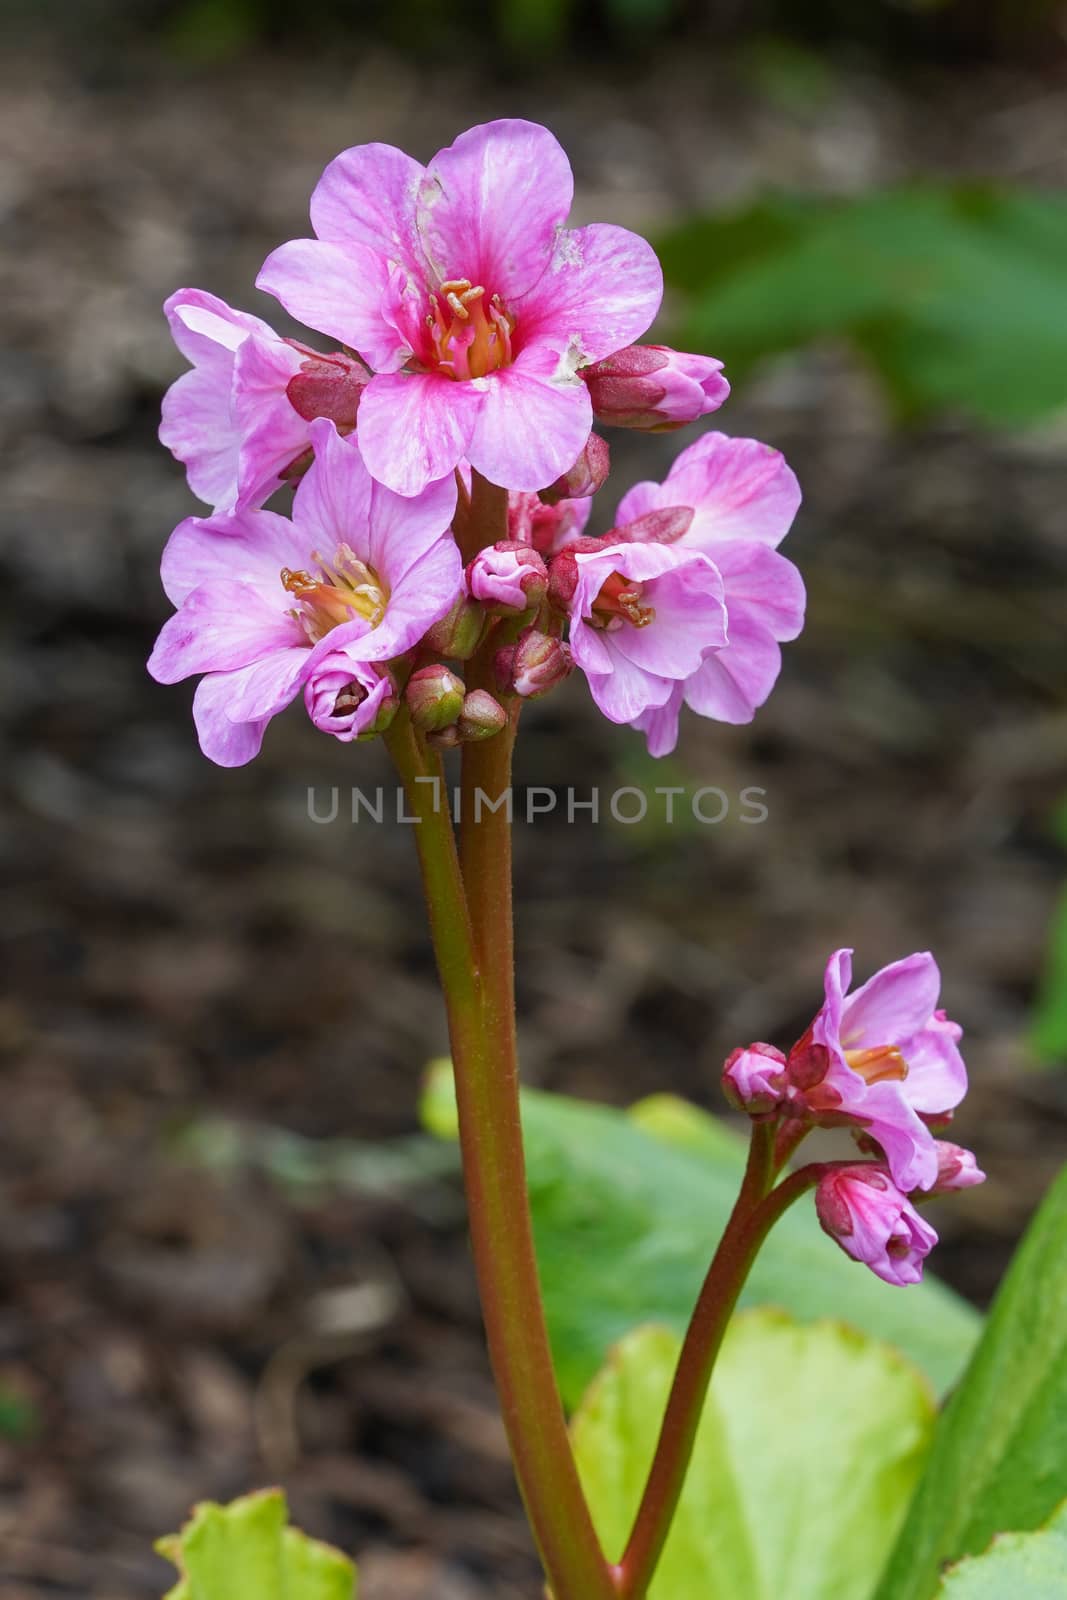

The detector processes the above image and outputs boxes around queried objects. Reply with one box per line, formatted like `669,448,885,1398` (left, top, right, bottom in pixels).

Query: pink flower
257,120,663,497
160,289,367,511
791,950,969,1194
816,1165,938,1286
568,540,727,724
618,432,803,756
583,344,729,432
148,420,460,766
467,542,548,614
304,652,399,742
722,1043,788,1115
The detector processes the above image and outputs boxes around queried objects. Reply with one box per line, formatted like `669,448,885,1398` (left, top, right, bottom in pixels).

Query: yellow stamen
844,1045,909,1085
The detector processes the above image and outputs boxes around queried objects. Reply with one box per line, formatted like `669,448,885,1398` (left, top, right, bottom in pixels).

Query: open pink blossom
617,433,803,756
568,541,727,724
789,949,969,1194
257,119,663,497
816,1165,938,1287
148,420,460,765
160,289,366,511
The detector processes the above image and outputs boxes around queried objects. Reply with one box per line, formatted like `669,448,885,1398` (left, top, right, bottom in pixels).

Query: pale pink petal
160,364,240,509
221,646,310,723
257,239,411,373
840,953,943,1051
417,119,573,300
291,419,375,558
893,1026,968,1116
232,334,311,507
661,433,802,551
159,509,305,607
148,584,302,683
634,687,684,757
568,617,616,678
309,142,425,274
364,472,459,589
356,371,483,497
611,563,727,678
614,478,666,528
584,649,675,723
516,223,663,367
351,538,463,662
682,612,783,725
715,541,806,643
466,357,592,493
192,673,269,768
164,288,276,364
857,1085,940,1192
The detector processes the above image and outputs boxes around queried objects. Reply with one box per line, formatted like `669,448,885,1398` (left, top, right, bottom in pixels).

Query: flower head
567,539,727,725
615,432,803,756
722,1043,788,1115
160,288,367,511
583,344,729,432
148,420,460,765
816,1165,938,1287
257,120,663,496
789,949,969,1193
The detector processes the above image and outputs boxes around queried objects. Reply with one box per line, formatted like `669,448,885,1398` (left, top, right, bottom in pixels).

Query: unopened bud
457,689,508,741
539,434,610,505
467,542,548,615
422,595,486,661
787,1036,832,1092
426,724,462,750
610,506,695,546
496,628,573,700
928,1142,986,1194
583,344,729,432
547,549,580,610
722,1043,788,1115
405,664,465,732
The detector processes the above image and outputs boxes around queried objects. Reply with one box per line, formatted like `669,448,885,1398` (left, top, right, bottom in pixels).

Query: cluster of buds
722,950,985,1287
405,664,508,749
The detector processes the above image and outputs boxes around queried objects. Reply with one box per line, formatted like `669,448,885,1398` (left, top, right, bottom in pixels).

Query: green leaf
157,1489,356,1600
875,1166,1067,1600
1032,891,1067,1065
420,1064,980,1406
936,1502,1067,1598
572,1311,934,1600
658,186,1067,426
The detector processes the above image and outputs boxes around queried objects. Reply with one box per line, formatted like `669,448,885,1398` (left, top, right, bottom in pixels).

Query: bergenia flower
257,119,663,497
148,420,460,766
567,541,727,724
160,289,367,511
815,1165,938,1287
722,1042,788,1115
790,949,969,1193
930,1141,986,1194
583,344,730,432
616,432,803,756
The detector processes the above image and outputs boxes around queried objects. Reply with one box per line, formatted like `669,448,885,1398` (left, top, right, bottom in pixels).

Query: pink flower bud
458,689,508,742
496,628,573,699
547,549,580,610
815,1165,938,1287
722,1043,787,1115
539,434,611,505
422,595,486,661
466,542,548,615
583,345,730,432
405,664,465,732
304,653,398,742
286,350,369,430
507,492,592,559
929,1142,986,1194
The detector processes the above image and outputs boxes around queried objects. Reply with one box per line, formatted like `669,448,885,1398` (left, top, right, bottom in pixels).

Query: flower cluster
151,118,804,764
723,949,984,1286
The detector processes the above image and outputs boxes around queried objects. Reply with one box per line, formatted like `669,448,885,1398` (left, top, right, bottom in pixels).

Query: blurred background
1,1,1067,1595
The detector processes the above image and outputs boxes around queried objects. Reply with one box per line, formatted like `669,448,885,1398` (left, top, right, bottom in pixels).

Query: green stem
387,474,616,1597
619,1145,822,1600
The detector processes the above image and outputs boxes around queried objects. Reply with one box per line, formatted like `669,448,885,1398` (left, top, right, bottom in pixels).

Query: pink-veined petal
715,541,806,643
310,142,425,275
355,371,483,497
417,119,572,301
192,673,269,768
159,363,240,509
159,508,305,607
257,238,411,373
516,222,663,368
232,335,310,507
840,953,943,1052
682,612,784,725
660,433,802,551
466,357,592,493
148,584,302,683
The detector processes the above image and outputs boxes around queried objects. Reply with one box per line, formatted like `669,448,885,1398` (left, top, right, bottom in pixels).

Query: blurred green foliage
1032,798,1067,1067
935,1502,1067,1600
659,186,1067,426
157,1489,355,1600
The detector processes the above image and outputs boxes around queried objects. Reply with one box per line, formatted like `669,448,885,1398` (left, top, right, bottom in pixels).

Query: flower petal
163,288,275,364
309,142,425,274
257,238,410,373
356,371,483,497
159,509,305,607
682,612,783,725
417,119,572,301
840,953,943,1051
148,584,302,683
192,673,269,768
634,686,684,757
160,364,240,509
659,433,802,551
611,562,727,678
466,358,592,493
222,647,310,723
291,419,375,559
516,222,663,367
715,540,806,643
232,334,311,507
